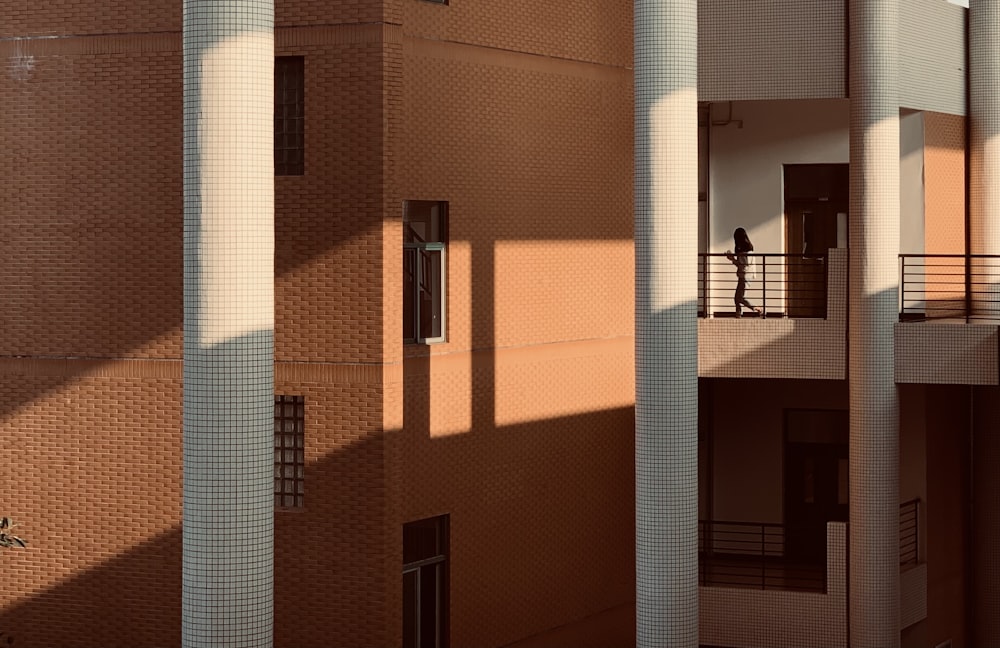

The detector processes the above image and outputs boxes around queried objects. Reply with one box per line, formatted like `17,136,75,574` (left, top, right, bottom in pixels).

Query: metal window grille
274,395,305,509
274,57,305,176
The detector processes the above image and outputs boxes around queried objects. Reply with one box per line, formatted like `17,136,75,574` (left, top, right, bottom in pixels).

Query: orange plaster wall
924,111,966,255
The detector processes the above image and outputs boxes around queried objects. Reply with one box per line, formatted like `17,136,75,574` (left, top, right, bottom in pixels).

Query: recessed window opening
403,515,449,648
404,201,448,344
274,56,305,176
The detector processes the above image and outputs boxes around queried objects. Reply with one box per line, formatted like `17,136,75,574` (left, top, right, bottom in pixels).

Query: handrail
698,252,828,320
899,498,919,568
899,254,1000,322
699,501,920,592
698,519,825,593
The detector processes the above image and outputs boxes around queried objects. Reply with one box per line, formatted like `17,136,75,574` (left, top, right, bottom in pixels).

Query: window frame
404,201,448,345
274,56,305,176
403,515,449,648
274,394,305,510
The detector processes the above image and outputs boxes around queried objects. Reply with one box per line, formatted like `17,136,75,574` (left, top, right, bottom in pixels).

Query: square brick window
274,395,305,509
274,56,305,176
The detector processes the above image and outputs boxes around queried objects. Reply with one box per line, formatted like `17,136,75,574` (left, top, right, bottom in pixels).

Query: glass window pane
404,248,416,341
403,517,443,564
419,564,439,648
403,570,418,648
419,249,443,340
405,201,445,244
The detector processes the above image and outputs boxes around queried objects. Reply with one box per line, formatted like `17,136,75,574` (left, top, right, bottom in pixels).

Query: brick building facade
2,1,999,647
0,1,636,646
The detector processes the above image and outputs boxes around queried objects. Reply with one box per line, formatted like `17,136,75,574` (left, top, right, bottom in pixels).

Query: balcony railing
899,254,1000,322
900,498,919,569
698,520,826,592
699,253,828,319
700,499,920,592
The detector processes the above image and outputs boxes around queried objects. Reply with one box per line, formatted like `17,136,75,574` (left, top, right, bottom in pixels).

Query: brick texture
391,15,636,648
0,1,637,646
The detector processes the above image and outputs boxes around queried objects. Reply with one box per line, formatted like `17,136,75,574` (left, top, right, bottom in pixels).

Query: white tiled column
848,1,901,646
634,1,699,646
970,4,1000,642
182,2,274,646
970,2,1000,315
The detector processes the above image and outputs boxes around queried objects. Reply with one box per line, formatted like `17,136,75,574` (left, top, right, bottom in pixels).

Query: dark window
403,515,449,648
275,57,305,176
404,201,447,343
274,395,305,508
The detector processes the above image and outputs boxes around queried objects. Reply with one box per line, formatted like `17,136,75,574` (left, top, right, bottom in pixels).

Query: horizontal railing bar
899,253,1000,262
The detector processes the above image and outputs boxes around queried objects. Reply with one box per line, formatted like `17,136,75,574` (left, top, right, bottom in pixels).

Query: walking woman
725,227,762,317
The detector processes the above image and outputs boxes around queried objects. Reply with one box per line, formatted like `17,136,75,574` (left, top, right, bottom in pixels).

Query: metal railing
699,501,920,592
899,254,1000,322
697,520,826,592
899,498,919,569
699,253,828,319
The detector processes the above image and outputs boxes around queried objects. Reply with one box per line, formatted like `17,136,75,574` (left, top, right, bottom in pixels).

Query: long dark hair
734,227,753,254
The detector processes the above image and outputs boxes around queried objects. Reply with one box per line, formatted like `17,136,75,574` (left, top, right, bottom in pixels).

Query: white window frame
404,242,447,344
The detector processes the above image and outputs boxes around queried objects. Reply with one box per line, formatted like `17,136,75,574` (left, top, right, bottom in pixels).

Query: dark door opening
783,164,848,318
783,409,848,564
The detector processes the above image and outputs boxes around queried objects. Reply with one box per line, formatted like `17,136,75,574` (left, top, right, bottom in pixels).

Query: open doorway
783,164,848,318
783,409,849,564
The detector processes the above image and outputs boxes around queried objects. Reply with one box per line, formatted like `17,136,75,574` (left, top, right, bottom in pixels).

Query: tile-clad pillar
970,2,1000,314
970,4,1000,641
849,1,900,647
182,2,274,646
634,1,699,646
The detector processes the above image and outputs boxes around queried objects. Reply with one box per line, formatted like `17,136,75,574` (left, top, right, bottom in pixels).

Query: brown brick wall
0,45,183,359
0,0,385,38
1,2,638,647
0,365,393,647
0,373,183,647
0,30,389,365
396,348,635,647
275,36,389,365
391,19,636,647
1,22,395,648
404,0,632,68
397,38,633,352
272,377,389,648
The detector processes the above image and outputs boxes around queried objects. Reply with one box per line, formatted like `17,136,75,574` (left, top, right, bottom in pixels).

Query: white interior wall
709,100,925,255
900,110,925,255
711,378,848,524
708,99,850,255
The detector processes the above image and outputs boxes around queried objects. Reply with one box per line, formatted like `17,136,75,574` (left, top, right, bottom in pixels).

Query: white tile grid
697,248,848,380
635,1,699,647
699,522,847,648
848,1,902,647
182,1,275,647
894,323,999,385
698,0,845,101
971,7,1000,633
899,0,967,115
970,2,1000,321
899,563,928,629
